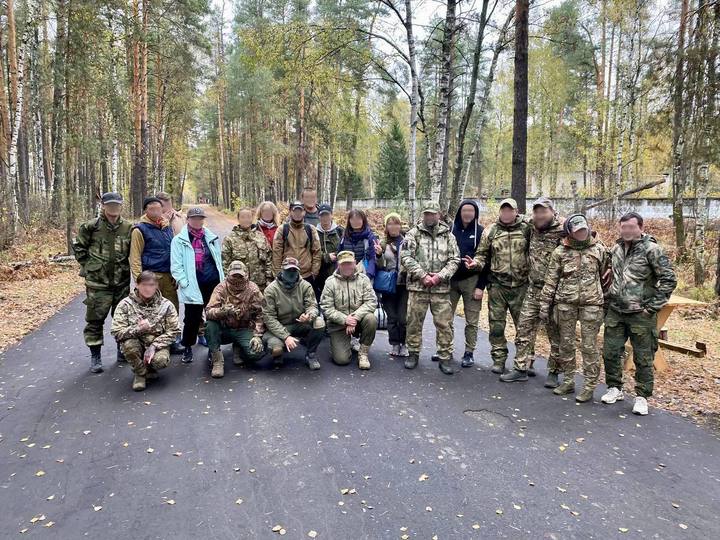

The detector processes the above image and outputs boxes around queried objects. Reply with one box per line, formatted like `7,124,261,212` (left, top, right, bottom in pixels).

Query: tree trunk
50,0,67,225
511,0,529,213
672,0,690,259
405,0,420,224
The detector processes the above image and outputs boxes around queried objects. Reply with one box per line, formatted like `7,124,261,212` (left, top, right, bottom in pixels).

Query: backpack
282,222,314,249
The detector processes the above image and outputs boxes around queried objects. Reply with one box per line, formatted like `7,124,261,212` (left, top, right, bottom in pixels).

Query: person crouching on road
205,261,266,378
320,250,378,369
171,206,225,364
262,257,325,370
111,271,180,392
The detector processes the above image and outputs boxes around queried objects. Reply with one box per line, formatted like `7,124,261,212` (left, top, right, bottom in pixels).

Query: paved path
1,206,718,539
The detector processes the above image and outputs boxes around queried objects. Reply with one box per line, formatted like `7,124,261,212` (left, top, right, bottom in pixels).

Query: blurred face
187,216,205,229
620,216,643,241
532,206,553,228
160,198,173,213
302,190,318,209
237,210,253,229
290,207,305,222
423,211,439,227
319,212,332,228
260,205,275,222
571,228,589,241
386,219,402,238
339,261,355,277
499,206,517,224
349,214,363,230
137,279,158,300
146,202,163,221
460,205,476,225
103,202,122,219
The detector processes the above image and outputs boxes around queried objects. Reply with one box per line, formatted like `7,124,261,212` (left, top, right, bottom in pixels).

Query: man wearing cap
501,197,564,385
535,214,610,401
315,203,344,301
464,198,532,374
111,271,180,391
320,250,378,369
205,261,266,378
400,202,460,374
272,201,321,284
170,206,225,363
73,192,133,373
262,257,325,370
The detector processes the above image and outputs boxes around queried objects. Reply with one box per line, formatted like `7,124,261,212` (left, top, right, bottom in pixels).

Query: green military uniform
603,234,677,398
221,225,273,291
512,216,564,373
471,211,531,371
320,266,378,366
400,210,460,367
539,233,609,398
73,213,132,347
110,288,180,386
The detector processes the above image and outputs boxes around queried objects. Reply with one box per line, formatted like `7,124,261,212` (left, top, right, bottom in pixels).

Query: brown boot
358,344,371,370
132,373,146,392
575,386,595,403
553,377,576,395
232,344,244,366
210,350,224,378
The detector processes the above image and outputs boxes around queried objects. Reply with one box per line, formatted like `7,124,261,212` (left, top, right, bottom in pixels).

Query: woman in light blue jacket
171,207,224,363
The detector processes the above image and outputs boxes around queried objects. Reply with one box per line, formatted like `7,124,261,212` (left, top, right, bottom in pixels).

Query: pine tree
375,120,409,200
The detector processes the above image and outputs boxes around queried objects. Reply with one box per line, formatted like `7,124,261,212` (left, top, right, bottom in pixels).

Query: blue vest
136,222,173,273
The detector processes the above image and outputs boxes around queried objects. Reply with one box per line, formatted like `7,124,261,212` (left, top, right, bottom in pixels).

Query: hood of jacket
452,199,480,236
316,222,340,234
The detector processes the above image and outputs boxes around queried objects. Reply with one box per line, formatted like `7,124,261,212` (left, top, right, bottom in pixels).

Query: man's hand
137,318,151,332
463,255,478,269
429,274,441,287
296,312,311,324
249,336,264,354
329,253,337,262
421,274,434,288
374,240,383,256
473,288,484,301
345,314,358,327
345,324,356,335
284,336,299,351
538,310,549,324
143,345,156,365
602,268,612,288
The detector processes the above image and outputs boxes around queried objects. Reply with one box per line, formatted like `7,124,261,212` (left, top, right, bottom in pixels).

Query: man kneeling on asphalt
262,257,325,370
205,261,266,378
320,250,378,369
111,271,180,391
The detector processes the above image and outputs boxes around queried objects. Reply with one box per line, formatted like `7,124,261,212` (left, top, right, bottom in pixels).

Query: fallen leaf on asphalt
43,522,55,528
83,430,91,435
30,515,46,523
20,437,29,442
173,452,182,457
329,434,339,439
418,473,429,482
679,524,688,530
272,525,283,532
557,487,566,493
146,448,154,453
19,528,28,534
35,470,45,477
615,470,624,475
249,468,256,473
164,499,176,505
496,509,503,515
672,502,680,508
235,498,243,505
93,505,102,512
56,458,64,463
472,523,480,529
122,442,129,448
425,506,432,512
513,504,522,510
619,527,629,533
575,437,585,443
308,532,317,538
46,495,54,501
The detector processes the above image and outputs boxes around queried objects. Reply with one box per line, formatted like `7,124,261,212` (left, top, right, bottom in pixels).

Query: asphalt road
1,207,718,539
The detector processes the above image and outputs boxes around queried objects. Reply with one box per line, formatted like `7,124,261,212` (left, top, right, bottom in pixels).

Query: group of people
73,188,677,417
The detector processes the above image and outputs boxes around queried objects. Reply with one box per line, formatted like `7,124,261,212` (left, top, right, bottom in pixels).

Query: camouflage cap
227,260,248,278
532,196,554,210
422,201,441,214
337,250,356,265
568,214,589,232
499,197,518,210
281,257,300,271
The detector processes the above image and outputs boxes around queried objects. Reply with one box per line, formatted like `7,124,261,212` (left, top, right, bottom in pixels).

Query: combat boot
116,343,126,363
132,373,146,391
182,346,194,363
271,345,284,368
553,378,575,395
544,372,560,388
431,354,440,362
527,360,536,377
232,344,244,366
439,357,459,375
170,338,184,355
210,350,224,378
500,369,528,383
576,387,595,403
358,345,371,370
145,368,159,381
404,353,419,369
89,345,103,374
306,352,321,371
461,351,474,368
491,361,505,374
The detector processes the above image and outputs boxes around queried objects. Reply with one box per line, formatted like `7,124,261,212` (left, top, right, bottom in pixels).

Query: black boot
116,343,126,363
404,353,419,369
544,372,560,388
439,357,459,375
431,354,440,362
461,351,474,368
182,346,194,364
500,369,528,382
89,345,103,373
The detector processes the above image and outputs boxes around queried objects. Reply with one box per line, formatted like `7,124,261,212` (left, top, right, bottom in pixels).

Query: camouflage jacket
472,215,532,288
320,269,378,331
73,213,132,290
539,237,609,311
400,221,460,294
528,217,564,288
263,277,319,340
222,225,273,290
206,279,264,332
607,234,677,314
110,289,179,349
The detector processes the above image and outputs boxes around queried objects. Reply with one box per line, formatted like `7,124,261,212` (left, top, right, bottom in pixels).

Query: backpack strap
283,222,314,249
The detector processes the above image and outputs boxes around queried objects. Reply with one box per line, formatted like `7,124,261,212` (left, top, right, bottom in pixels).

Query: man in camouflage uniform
464,198,531,374
601,212,677,416
205,261,266,378
400,202,460,374
73,192,133,373
110,271,180,391
501,197,563,385
221,208,273,291
537,215,609,402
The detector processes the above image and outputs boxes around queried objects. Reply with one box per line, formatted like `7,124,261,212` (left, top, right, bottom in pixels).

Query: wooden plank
658,339,706,357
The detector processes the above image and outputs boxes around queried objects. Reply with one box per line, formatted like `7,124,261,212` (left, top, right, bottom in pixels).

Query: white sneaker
398,344,409,357
601,387,625,404
351,337,360,352
390,344,401,356
633,397,649,416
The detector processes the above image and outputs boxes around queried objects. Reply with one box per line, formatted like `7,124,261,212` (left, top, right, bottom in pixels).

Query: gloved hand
249,336,264,354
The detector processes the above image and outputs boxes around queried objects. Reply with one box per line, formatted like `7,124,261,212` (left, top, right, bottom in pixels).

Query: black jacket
451,199,489,289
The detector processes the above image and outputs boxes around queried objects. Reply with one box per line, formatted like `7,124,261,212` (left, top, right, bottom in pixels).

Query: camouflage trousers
329,313,377,365
449,275,482,353
205,321,264,362
513,285,560,372
487,282,527,365
84,285,130,347
406,291,454,361
556,304,604,389
603,308,658,398
120,338,170,377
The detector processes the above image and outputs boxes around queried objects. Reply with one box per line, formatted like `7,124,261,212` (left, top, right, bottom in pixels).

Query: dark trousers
181,280,219,347
382,284,408,345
